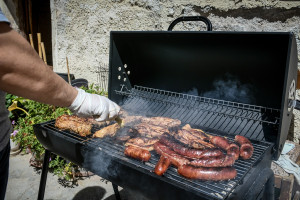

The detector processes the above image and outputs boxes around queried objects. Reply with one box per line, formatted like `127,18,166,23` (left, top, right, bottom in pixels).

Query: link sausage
190,154,235,167
210,136,240,160
154,142,190,167
178,165,237,181
159,135,224,159
235,135,254,160
154,156,171,176
124,145,151,162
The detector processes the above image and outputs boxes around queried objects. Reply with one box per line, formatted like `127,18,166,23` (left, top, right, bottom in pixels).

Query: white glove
68,88,120,121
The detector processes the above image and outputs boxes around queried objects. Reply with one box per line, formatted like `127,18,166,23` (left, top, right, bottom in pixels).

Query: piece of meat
154,156,171,176
125,137,159,147
55,115,92,136
235,135,254,160
170,129,215,149
190,154,235,167
182,124,209,140
154,142,190,167
159,134,224,159
124,145,151,161
141,117,181,128
131,123,169,138
93,123,120,138
125,143,154,151
177,165,237,181
209,136,240,160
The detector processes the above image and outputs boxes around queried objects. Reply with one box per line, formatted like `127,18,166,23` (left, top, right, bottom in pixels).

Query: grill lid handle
168,16,212,31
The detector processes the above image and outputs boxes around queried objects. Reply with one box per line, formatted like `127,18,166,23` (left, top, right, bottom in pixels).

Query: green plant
7,83,105,182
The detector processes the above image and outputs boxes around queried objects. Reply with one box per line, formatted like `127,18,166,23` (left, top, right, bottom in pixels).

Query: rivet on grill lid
124,64,127,68
118,75,121,80
118,67,121,71
123,78,127,82
127,71,130,75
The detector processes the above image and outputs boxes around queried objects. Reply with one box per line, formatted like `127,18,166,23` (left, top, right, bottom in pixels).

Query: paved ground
5,153,135,200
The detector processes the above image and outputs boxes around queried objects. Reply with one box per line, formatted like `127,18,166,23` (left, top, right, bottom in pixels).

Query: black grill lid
108,31,298,160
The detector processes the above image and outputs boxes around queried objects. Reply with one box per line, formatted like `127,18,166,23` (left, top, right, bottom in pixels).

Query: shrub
7,84,106,181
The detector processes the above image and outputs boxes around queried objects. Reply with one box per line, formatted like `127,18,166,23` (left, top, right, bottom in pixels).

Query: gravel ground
4,153,131,200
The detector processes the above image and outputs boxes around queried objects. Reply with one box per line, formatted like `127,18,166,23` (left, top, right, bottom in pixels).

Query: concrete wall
50,0,300,142
51,0,300,85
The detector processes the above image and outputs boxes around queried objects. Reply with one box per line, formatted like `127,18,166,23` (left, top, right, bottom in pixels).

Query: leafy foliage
6,84,105,182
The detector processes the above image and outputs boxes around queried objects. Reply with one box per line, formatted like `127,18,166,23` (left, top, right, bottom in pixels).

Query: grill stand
38,149,50,200
36,149,122,200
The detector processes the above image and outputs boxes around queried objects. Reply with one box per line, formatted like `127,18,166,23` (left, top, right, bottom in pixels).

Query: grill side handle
167,16,212,31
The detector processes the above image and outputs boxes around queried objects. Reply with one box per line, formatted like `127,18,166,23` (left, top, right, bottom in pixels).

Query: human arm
0,22,77,107
0,22,119,120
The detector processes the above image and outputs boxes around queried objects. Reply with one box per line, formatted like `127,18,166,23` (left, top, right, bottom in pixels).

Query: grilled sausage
154,156,171,176
226,143,240,160
235,135,254,160
209,136,240,160
124,145,151,162
154,142,190,167
177,165,237,181
190,154,235,167
159,135,224,159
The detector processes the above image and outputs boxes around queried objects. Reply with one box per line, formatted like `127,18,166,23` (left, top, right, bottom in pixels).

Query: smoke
82,147,120,180
202,73,255,104
185,87,199,96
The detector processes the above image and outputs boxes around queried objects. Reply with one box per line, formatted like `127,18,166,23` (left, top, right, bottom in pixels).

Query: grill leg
37,149,51,200
112,183,121,200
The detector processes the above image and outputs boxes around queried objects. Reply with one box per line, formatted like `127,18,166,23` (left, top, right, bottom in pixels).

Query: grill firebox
35,85,274,200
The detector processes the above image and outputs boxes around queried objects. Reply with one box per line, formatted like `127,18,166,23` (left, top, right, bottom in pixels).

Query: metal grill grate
41,121,272,200
116,85,280,141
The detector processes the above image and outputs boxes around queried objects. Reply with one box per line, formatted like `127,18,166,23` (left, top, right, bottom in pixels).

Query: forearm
0,22,77,107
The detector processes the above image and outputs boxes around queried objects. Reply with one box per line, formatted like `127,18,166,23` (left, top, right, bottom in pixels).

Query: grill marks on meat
131,123,169,138
55,115,92,136
159,134,223,159
170,129,215,149
124,145,151,162
235,135,254,160
125,137,159,151
141,117,181,128
154,142,190,167
178,165,237,181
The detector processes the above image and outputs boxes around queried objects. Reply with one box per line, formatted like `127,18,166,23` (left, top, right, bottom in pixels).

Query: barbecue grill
34,16,298,200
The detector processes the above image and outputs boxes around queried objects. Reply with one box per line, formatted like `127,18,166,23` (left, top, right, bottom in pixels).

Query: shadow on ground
73,186,106,200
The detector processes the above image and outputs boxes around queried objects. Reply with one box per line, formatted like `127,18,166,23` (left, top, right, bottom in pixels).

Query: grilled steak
141,117,181,128
169,129,215,149
55,115,92,136
130,123,169,138
125,137,159,147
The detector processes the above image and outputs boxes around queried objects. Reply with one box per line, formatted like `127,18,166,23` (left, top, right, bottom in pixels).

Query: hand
68,88,120,121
